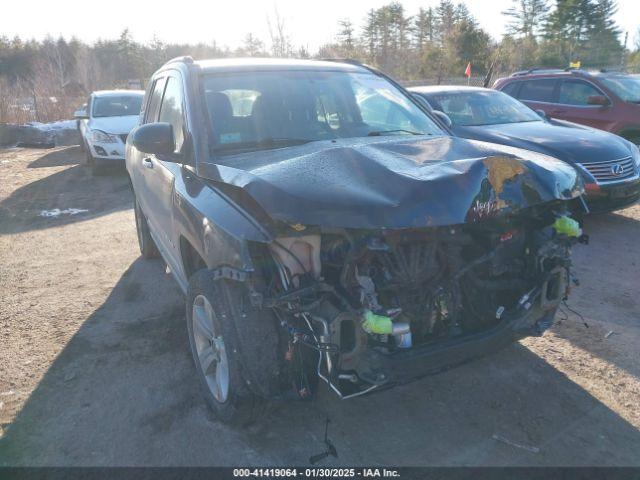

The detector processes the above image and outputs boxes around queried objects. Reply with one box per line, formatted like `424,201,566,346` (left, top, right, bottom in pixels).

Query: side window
519,79,557,103
145,77,166,123
559,80,602,105
501,81,520,97
159,76,185,152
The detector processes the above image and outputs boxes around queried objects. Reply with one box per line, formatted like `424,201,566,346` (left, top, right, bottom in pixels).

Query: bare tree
267,6,293,57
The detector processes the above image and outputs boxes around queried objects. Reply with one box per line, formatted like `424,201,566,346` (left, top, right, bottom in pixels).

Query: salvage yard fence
401,75,505,88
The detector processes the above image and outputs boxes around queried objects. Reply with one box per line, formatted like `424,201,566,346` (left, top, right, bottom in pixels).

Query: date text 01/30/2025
233,468,401,478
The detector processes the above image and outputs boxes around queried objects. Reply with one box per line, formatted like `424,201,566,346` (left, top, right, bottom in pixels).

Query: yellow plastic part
552,216,582,237
362,310,393,334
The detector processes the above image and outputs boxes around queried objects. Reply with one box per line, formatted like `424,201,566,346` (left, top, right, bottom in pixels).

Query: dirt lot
0,146,639,466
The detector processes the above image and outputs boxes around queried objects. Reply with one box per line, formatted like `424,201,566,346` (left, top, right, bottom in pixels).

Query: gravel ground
0,146,639,466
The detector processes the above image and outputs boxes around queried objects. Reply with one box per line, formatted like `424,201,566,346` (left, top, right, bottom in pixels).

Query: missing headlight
270,235,321,286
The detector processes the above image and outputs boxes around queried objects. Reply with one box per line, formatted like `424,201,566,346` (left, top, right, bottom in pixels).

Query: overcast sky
1,0,639,51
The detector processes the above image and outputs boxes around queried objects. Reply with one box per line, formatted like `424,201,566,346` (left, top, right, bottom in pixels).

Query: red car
494,69,640,145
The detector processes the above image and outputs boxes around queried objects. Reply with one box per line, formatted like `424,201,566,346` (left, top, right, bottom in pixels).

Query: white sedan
76,90,144,174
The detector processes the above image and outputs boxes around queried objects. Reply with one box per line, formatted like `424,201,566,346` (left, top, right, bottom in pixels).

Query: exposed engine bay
251,202,586,400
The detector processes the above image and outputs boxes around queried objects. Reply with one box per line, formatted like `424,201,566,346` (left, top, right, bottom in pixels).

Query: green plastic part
552,216,582,237
362,310,393,334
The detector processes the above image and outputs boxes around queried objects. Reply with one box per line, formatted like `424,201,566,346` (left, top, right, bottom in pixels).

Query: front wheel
133,197,159,259
186,270,281,425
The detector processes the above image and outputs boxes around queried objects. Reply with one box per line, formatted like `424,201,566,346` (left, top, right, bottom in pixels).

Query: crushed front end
251,203,586,400
202,137,588,399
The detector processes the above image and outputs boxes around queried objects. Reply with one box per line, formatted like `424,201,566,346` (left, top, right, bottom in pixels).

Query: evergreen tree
435,0,457,44
0,36,35,84
413,7,436,52
337,19,356,55
543,0,623,65
585,0,623,65
503,0,549,37
239,34,265,57
362,9,379,63
116,29,145,81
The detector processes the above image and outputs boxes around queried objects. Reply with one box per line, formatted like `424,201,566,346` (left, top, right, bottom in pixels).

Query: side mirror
587,95,610,106
433,110,453,129
132,122,175,155
74,110,88,119
535,109,549,120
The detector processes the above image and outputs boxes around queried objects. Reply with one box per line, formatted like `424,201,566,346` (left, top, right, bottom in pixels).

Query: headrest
207,92,233,121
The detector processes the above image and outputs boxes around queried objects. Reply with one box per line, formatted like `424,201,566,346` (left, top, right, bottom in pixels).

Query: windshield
599,75,640,103
421,90,541,126
92,95,143,118
202,70,443,154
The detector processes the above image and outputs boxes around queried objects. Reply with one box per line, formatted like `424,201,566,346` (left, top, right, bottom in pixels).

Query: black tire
186,270,281,426
85,148,94,166
85,146,108,176
133,197,159,259
86,152,107,176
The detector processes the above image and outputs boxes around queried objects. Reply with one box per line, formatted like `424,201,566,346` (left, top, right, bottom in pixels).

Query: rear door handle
142,157,154,169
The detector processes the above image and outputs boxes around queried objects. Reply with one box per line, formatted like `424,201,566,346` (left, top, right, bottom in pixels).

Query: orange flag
465,62,472,77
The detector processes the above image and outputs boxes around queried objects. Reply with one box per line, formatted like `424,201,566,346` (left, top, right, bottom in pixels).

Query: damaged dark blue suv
126,57,586,424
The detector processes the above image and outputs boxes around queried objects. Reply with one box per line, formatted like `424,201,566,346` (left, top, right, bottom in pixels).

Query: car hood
88,115,139,135
453,120,632,165
198,135,582,230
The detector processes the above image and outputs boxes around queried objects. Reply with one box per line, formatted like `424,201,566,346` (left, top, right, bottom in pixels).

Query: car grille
578,157,637,183
119,134,128,144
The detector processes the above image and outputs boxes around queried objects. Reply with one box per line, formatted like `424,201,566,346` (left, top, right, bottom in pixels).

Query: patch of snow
39,208,89,218
27,119,76,131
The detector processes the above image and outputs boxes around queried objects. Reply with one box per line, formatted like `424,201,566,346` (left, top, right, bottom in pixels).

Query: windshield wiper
211,137,313,154
367,129,425,136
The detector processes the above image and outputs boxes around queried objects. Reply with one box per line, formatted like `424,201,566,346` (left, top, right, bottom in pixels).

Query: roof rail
163,55,194,67
510,67,590,77
510,68,564,77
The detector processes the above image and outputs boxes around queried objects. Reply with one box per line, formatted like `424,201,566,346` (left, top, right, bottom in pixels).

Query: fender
172,166,272,285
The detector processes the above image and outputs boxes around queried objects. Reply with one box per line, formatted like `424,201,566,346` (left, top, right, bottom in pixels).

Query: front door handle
142,157,154,169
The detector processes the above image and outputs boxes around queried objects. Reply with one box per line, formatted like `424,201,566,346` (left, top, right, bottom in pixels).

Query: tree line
1,0,638,123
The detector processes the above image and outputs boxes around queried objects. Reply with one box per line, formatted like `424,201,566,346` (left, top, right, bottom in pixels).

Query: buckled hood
199,135,583,229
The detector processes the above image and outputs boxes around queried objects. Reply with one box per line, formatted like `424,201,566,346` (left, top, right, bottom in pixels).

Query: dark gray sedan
410,86,640,213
